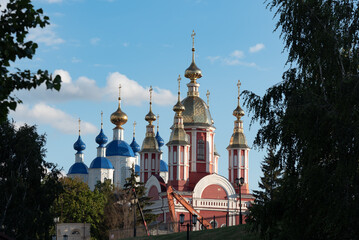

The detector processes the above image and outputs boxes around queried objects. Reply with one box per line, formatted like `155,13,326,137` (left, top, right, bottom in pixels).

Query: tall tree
124,167,156,225
243,1,359,239
0,0,61,122
247,149,282,240
54,178,107,240
0,120,63,239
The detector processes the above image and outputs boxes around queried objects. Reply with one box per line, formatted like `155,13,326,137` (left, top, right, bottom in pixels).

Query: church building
67,31,254,227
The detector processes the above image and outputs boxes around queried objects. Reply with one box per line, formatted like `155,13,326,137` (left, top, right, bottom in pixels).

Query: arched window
197,139,205,160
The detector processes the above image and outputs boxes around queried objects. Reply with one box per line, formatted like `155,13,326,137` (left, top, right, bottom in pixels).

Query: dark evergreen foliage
0,120,63,239
244,1,359,239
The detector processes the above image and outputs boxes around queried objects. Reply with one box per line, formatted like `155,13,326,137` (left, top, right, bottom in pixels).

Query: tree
0,120,63,239
54,178,107,240
243,1,359,239
0,0,61,122
124,166,156,225
247,149,282,240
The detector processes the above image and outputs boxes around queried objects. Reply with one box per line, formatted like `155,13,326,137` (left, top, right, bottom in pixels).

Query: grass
123,225,259,240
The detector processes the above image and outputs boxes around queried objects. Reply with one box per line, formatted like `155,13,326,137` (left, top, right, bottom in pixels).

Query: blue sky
7,0,287,191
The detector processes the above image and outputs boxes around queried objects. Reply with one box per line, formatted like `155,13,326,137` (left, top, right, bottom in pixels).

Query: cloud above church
15,69,177,106
249,43,265,53
11,103,98,135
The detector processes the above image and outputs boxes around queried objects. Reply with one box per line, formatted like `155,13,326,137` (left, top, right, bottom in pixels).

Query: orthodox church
67,31,254,227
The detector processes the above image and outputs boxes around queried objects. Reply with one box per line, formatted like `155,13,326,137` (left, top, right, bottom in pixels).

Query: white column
191,130,196,172
177,147,180,180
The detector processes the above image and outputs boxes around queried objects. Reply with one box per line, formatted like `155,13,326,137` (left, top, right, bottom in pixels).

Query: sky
6,0,288,192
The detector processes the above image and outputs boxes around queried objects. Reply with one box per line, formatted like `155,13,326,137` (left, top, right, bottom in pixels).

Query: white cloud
90,37,100,45
45,0,62,3
249,43,265,53
230,50,245,59
105,72,177,106
11,103,97,135
0,0,8,12
28,25,64,46
15,70,177,106
207,56,220,63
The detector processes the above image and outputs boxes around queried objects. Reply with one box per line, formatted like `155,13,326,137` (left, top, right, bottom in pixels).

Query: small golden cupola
228,80,249,149
141,86,160,152
110,84,128,129
184,30,202,83
168,75,189,145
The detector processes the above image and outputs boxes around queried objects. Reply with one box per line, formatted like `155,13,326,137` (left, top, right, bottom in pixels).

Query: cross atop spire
78,118,81,135
133,121,136,137
206,90,210,107
237,80,241,106
157,114,160,131
177,75,181,101
149,86,153,108
101,111,103,129
191,30,196,49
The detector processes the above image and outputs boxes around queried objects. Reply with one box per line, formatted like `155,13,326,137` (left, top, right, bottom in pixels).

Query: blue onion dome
96,129,108,147
106,140,135,157
156,131,165,149
160,160,168,172
90,157,114,169
135,164,140,175
130,137,141,154
73,136,86,153
68,162,88,174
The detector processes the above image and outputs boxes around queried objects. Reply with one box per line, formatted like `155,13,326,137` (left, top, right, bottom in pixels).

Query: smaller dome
160,160,168,172
106,140,135,157
141,136,160,152
130,137,141,154
173,101,185,114
155,131,165,149
135,164,140,175
145,110,156,123
110,106,128,128
73,136,86,153
227,130,249,149
90,157,114,169
185,61,202,81
95,129,108,147
68,162,88,174
233,105,245,119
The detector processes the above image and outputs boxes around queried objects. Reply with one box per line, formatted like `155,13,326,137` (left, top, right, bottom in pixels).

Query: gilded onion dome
181,31,213,127
185,30,202,82
141,86,160,152
111,84,128,129
227,80,249,149
168,75,189,145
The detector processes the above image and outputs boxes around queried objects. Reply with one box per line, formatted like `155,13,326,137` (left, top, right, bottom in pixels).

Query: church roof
68,162,88,174
130,137,141,154
73,135,86,153
90,157,114,169
95,129,108,147
155,131,164,148
106,140,135,157
160,160,168,172
181,96,213,126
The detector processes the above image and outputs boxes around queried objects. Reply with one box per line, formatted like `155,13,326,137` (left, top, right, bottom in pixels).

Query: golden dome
173,101,185,114
167,127,189,145
233,105,245,119
145,109,156,124
110,105,128,129
181,96,213,126
185,61,202,81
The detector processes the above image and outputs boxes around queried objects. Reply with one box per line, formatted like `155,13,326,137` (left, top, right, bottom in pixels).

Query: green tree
0,120,63,239
243,1,359,239
124,166,156,225
54,178,107,240
247,149,282,240
0,0,61,122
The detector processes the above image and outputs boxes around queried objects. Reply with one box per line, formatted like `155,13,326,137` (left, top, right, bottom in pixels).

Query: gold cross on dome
119,84,122,99
177,75,181,92
149,86,153,103
206,90,210,107
78,118,81,135
157,114,160,130
191,30,196,48
237,80,241,105
133,121,136,137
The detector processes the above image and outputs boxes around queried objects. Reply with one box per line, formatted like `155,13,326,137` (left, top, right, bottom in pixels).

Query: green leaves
0,0,61,121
